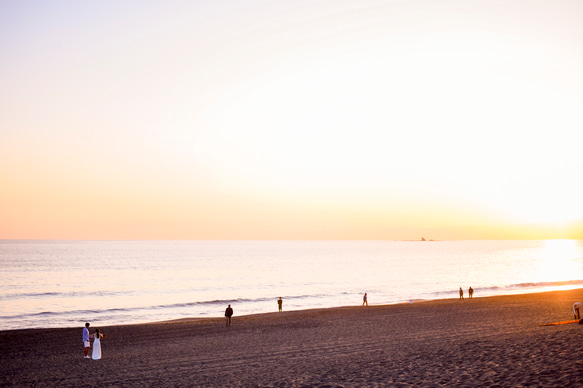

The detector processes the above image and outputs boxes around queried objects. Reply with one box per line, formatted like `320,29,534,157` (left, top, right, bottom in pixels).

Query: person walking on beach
278,297,283,312
363,293,368,306
459,287,464,300
225,304,233,327
469,287,474,299
83,322,91,358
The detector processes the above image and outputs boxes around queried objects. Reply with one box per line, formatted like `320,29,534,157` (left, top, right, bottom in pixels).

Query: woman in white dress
91,329,105,360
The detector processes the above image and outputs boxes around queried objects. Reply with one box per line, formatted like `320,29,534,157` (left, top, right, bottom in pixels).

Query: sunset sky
1,0,582,240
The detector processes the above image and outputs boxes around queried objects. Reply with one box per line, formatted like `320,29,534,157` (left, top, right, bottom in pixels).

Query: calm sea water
1,240,583,331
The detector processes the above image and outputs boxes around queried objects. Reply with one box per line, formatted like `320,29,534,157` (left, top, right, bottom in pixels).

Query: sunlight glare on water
538,239,580,283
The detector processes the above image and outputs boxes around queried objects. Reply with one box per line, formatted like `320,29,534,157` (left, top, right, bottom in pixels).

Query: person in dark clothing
225,304,233,327
278,297,283,312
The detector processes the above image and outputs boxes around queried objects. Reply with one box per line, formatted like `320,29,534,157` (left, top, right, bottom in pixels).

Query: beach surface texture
2,289,582,387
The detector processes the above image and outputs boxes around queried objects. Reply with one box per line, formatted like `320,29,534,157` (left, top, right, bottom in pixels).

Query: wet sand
2,289,582,387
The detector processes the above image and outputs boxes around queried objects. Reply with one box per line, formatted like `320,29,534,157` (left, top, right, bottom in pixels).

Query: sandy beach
2,289,582,387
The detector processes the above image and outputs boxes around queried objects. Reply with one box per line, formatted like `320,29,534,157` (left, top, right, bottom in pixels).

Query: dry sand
2,289,582,387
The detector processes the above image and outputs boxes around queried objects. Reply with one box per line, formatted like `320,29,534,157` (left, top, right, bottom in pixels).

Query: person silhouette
225,304,233,327
469,287,474,299
459,287,464,300
278,297,283,312
363,293,368,306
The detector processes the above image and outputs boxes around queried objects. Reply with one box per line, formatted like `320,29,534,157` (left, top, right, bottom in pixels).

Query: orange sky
1,0,583,240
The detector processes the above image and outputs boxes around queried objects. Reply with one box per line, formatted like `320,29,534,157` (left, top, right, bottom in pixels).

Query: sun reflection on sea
537,239,580,287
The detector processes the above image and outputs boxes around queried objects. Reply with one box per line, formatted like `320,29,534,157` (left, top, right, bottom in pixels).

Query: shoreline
2,288,582,387
4,286,583,333
152,288,583,325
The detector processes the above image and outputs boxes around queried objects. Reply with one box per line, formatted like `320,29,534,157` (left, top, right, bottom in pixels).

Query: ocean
1,240,582,331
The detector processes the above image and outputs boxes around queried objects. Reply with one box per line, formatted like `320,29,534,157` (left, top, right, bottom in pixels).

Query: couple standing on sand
459,287,474,300
83,322,105,359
